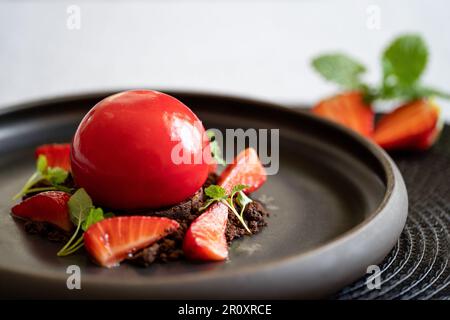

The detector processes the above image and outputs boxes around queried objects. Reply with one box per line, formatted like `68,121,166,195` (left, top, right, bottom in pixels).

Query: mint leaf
206,130,225,166
82,207,105,231
204,185,227,200
236,191,252,209
200,185,228,211
199,199,216,212
231,184,247,195
36,155,47,173
68,188,93,226
312,53,366,89
229,185,249,209
382,34,428,87
82,208,115,231
47,167,68,185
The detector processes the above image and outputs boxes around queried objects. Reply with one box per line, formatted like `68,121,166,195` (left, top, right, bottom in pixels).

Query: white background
1,0,449,119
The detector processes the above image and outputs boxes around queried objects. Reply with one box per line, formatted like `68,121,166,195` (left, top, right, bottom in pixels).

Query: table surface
335,124,450,300
1,0,450,120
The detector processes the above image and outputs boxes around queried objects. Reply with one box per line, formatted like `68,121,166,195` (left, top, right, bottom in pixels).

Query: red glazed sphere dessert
71,90,210,210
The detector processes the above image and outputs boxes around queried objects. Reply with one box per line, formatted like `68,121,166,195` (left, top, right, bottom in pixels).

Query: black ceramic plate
0,91,408,299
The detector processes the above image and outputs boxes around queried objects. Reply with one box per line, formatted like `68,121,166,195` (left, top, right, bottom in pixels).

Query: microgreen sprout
200,184,253,234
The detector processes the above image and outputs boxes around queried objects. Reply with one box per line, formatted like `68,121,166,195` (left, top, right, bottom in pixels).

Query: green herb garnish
13,155,71,200
57,188,114,256
200,184,252,234
206,130,225,166
312,53,367,91
67,187,93,226
312,34,450,103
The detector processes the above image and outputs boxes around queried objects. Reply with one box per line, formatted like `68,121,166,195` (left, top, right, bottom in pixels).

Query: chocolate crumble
16,173,269,266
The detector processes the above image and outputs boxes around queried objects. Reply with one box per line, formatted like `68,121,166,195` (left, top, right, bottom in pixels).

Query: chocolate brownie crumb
23,220,70,242
128,243,160,266
226,200,269,243
145,188,204,220
203,172,219,188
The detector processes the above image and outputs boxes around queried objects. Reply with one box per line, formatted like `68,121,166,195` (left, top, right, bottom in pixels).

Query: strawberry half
84,216,179,268
312,91,374,137
11,191,72,232
183,202,229,261
218,148,267,194
35,143,71,171
373,99,441,150
183,148,267,261
414,118,443,150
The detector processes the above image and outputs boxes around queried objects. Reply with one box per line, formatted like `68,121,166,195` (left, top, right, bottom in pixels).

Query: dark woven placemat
334,125,450,300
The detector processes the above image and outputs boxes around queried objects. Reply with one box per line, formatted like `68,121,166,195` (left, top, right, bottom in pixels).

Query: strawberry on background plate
11,191,73,232
83,216,179,268
373,99,442,151
312,91,374,138
310,35,450,146
35,144,71,171
183,147,267,262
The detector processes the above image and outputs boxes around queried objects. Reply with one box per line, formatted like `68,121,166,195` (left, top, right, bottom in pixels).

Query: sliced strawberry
35,143,71,171
218,148,267,194
183,148,266,261
183,202,228,261
84,216,179,268
11,191,72,232
312,91,374,137
373,99,441,150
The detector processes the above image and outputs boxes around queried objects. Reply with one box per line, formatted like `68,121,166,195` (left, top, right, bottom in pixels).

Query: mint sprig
311,34,450,103
13,155,72,200
200,184,252,234
57,188,114,257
